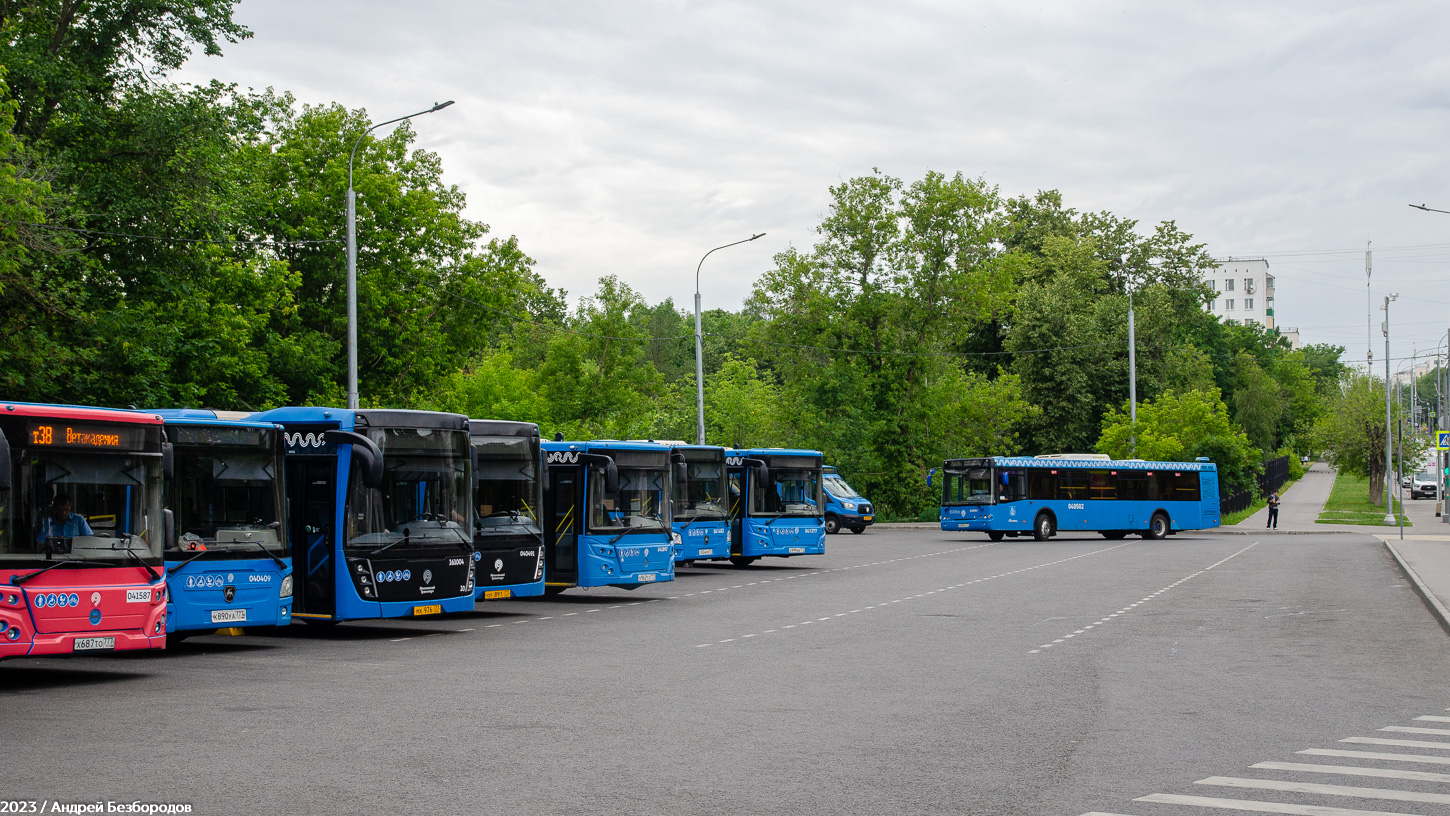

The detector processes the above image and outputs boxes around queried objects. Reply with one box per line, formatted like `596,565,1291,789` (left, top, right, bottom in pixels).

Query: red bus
0,403,169,659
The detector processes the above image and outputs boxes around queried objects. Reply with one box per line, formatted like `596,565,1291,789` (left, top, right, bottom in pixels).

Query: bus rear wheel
1144,513,1169,540
729,556,758,567
987,531,1005,541
824,515,840,534
1033,513,1054,541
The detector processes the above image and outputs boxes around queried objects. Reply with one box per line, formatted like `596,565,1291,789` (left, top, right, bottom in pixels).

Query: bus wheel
729,556,758,567
988,531,1005,541
824,515,840,534
1144,513,1169,540
1033,513,1054,541
1101,531,1127,540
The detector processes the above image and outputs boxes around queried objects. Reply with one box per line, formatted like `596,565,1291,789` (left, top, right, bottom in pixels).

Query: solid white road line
1253,760,1450,783
1135,793,1417,815
1341,736,1450,750
1299,748,1450,766
1197,775,1450,805
1079,812,1140,815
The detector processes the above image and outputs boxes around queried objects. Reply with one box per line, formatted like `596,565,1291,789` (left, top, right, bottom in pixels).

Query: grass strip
1315,469,1410,527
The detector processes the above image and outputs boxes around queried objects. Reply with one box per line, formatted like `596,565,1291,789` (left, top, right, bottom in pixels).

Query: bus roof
249,407,467,431
1,401,164,425
469,419,539,439
945,456,1215,471
726,447,822,459
151,408,280,430
544,440,672,453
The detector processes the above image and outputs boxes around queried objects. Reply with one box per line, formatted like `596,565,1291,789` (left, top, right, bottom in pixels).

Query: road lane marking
1030,542,1259,654
1341,736,1450,749
1197,775,1450,805
1135,793,1411,815
1418,715,1450,722
1300,748,1450,765
1253,760,1450,783
1380,725,1450,735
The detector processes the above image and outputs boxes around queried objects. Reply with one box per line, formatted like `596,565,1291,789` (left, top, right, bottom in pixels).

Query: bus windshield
823,474,861,499
8,452,163,561
751,468,823,517
943,467,994,505
590,465,671,533
345,428,472,551
473,435,542,534
675,460,728,522
169,429,286,556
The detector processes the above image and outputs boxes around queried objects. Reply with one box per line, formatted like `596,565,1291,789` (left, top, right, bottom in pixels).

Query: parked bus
0,402,168,659
154,410,292,638
541,440,677,592
669,444,730,564
821,465,874,535
469,419,546,601
724,448,826,567
933,454,1221,540
248,408,476,622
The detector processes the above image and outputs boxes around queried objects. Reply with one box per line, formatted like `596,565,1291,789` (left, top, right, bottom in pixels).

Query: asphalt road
6,529,1450,816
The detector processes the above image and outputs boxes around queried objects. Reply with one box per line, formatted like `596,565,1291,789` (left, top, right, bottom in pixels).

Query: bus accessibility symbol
1439,431,1450,451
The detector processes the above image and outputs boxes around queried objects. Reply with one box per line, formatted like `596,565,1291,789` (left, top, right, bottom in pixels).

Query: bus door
547,465,580,585
727,466,744,556
287,458,336,617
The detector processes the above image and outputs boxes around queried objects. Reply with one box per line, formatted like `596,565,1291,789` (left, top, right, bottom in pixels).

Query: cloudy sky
177,0,1450,370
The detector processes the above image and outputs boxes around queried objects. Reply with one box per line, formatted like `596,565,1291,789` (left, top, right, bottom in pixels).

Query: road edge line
1383,538,1450,638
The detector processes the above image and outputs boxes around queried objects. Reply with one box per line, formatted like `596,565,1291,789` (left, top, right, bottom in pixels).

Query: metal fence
1219,455,1290,517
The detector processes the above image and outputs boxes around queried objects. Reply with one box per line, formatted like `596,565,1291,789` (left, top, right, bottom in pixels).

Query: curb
1383,539,1450,638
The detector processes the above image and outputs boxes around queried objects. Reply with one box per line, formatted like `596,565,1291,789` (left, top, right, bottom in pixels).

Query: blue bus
724,448,826,567
933,454,1221,541
670,444,731,565
248,408,476,622
469,419,546,601
541,440,677,592
155,410,292,638
822,465,874,535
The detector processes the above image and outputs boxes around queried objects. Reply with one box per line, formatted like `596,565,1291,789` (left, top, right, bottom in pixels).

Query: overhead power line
11,221,341,247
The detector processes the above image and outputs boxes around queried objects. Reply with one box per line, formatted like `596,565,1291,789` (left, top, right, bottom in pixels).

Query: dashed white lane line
1029,541,1259,654
694,541,1134,648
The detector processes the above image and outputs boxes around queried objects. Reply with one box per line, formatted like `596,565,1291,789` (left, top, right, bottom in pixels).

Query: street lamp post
694,233,765,445
346,100,455,410
1128,284,1137,458
1383,293,1399,524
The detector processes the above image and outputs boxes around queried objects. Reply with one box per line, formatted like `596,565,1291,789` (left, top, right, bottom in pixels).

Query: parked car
1411,472,1438,500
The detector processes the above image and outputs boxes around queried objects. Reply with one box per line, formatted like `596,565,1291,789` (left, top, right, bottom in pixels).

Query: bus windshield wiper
762,513,788,526
114,543,161,582
237,537,288,569
10,560,101,585
370,531,409,557
168,548,214,573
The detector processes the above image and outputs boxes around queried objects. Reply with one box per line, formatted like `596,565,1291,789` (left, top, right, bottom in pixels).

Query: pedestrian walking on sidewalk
1266,491,1281,529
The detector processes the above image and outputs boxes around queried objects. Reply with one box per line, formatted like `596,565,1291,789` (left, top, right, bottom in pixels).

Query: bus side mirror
162,441,175,481
163,508,176,552
672,453,687,486
470,445,479,476
604,459,619,494
0,432,10,489
927,468,935,488
325,431,384,489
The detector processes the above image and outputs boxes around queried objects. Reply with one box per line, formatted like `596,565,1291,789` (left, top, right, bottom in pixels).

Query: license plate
483,589,511,600
412,604,442,616
210,609,246,624
73,636,115,651
789,547,805,554
697,549,713,556
637,573,656,582
863,516,873,522
126,588,151,603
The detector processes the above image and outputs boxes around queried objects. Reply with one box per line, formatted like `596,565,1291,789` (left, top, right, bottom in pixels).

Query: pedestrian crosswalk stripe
1253,759,1450,784
1340,736,1450,749
1379,724,1450,736
1197,775,1450,805
1298,747,1450,765
1135,793,1416,815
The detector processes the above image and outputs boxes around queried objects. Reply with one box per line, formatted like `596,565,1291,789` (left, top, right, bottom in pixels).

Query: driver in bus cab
36,493,93,542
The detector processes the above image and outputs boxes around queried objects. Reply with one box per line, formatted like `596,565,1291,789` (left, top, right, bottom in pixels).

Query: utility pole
1366,242,1373,373
1383,293,1399,524
1128,285,1137,458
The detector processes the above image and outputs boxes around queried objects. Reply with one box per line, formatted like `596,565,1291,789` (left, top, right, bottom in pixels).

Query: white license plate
789,547,805,554
637,573,656,582
697,549,713,556
126,588,152,604
210,609,247,624
73,636,115,651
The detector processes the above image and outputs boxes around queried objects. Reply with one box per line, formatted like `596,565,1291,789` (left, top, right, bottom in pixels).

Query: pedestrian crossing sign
1439,430,1450,451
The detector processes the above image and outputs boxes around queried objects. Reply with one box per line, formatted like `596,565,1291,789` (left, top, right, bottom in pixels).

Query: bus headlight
279,575,294,599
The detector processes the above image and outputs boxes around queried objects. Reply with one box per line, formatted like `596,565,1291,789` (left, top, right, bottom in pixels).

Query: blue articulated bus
724,448,826,567
469,419,546,601
541,440,677,592
670,444,730,565
933,454,1221,541
821,465,874,535
248,408,476,622
155,410,292,638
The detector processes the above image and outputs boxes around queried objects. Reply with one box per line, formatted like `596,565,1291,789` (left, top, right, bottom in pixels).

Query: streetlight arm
1411,203,1450,215
349,101,456,188
696,233,765,293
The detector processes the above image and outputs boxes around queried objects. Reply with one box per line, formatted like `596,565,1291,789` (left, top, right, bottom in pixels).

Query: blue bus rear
156,410,292,636
671,444,730,564
822,465,874,535
470,419,546,601
248,408,476,623
935,455,1221,541
541,441,676,592
724,448,826,566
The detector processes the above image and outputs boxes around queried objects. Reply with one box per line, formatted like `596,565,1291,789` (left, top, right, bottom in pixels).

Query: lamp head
749,232,766,241
430,100,456,113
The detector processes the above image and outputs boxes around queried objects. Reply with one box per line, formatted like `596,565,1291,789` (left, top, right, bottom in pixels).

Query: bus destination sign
27,422,147,450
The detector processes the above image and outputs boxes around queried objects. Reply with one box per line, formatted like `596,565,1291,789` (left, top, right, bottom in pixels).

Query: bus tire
988,531,1005,541
1144,513,1169,540
729,556,758,567
1033,513,1054,541
1101,531,1127,540
824,514,840,534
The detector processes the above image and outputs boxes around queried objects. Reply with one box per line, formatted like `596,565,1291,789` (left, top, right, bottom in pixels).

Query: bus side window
1089,470,1117,500
1057,470,1088,500
1175,471,1200,501
1119,472,1148,501
1028,469,1054,500
999,469,1027,502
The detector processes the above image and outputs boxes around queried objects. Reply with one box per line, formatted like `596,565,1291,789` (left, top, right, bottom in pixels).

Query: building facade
1202,257,1276,330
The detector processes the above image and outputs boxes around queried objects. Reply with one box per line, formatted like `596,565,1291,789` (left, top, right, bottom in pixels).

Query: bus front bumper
475,580,546,601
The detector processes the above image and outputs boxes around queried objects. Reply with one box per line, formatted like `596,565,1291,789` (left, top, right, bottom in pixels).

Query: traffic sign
1439,430,1450,451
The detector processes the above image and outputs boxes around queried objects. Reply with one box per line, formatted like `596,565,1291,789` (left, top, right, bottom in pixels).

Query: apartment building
1202,257,1278,331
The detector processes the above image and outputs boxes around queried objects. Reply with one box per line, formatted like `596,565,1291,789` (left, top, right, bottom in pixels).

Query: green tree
1096,389,1261,493
1314,371,1397,505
